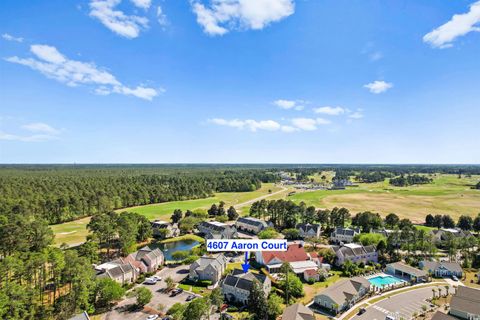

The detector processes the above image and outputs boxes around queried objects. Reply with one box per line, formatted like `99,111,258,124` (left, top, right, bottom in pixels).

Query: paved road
105,265,198,320
351,285,450,320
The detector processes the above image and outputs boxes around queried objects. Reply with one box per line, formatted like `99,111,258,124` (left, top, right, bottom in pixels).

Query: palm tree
444,285,449,296
431,288,436,299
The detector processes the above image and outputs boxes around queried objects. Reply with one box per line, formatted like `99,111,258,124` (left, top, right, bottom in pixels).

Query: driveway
351,285,449,320
105,265,199,320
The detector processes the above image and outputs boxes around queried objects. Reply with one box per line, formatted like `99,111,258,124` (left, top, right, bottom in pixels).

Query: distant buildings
235,217,269,235
296,223,321,238
282,303,315,320
419,260,463,278
430,228,474,243
314,277,370,314
333,243,377,266
449,286,480,319
330,227,361,244
385,262,428,283
221,269,271,305
189,253,228,284
198,221,237,239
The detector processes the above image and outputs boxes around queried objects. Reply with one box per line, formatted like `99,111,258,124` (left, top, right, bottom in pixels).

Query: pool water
368,275,404,288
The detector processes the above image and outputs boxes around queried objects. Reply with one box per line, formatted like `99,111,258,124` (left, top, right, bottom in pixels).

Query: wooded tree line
0,206,124,319
476,181,480,189
389,174,433,186
425,213,480,231
355,171,394,183
0,167,277,224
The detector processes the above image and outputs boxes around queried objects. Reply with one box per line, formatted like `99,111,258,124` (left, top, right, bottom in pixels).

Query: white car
152,275,162,281
144,277,157,285
146,315,159,320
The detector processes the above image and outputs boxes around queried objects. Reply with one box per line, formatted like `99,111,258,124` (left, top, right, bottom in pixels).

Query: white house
330,227,360,244
333,243,377,266
235,217,269,235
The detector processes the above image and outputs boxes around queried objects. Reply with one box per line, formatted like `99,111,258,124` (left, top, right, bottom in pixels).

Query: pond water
159,239,199,260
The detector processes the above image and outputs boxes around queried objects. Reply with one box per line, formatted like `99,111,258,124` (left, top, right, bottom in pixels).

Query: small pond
158,239,200,260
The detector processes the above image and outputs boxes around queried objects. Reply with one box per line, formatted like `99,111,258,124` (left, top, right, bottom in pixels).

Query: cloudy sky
1,0,479,163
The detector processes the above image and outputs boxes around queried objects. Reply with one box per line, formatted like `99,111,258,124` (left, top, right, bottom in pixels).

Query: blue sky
1,0,479,163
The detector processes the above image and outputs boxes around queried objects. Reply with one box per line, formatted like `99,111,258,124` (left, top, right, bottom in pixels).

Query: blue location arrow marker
241,251,250,273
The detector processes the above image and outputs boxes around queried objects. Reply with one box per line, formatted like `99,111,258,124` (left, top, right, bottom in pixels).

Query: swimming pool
368,275,404,288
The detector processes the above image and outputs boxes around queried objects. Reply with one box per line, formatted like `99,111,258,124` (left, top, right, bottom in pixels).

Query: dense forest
0,166,277,224
355,171,394,183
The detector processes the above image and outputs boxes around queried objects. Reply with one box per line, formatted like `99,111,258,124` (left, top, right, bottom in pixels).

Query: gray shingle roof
420,260,463,273
282,303,315,320
387,262,428,277
450,286,480,315
237,217,268,228
316,277,370,306
223,269,267,291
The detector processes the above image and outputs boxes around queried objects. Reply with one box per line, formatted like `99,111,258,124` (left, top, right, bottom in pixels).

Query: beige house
449,286,480,319
314,277,370,314
235,217,269,235
221,269,271,305
333,243,377,266
95,261,139,285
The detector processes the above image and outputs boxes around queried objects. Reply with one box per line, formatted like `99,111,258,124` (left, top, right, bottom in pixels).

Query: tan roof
282,303,315,320
316,277,370,306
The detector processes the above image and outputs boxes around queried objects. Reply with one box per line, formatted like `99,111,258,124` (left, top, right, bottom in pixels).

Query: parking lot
105,265,200,320
351,285,448,320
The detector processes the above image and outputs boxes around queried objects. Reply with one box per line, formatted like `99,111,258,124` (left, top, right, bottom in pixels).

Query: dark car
170,288,184,296
358,308,366,315
186,295,196,301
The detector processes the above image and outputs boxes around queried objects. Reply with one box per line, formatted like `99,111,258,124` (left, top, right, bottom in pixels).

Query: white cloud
130,0,151,10
348,111,364,119
21,122,60,135
157,5,168,27
89,0,149,38
2,33,23,42
6,44,159,100
280,125,297,133
210,118,281,132
273,99,304,110
291,117,330,131
423,1,480,48
313,106,345,116
364,80,393,94
1,122,61,142
191,0,295,36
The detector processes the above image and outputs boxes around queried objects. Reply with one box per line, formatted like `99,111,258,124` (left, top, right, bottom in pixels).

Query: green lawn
52,183,282,247
289,174,480,223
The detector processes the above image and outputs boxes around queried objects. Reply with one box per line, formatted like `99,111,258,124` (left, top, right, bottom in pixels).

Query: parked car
358,308,366,315
170,288,184,296
452,275,459,281
144,277,157,285
152,275,162,281
186,295,196,301
385,316,395,320
146,315,159,320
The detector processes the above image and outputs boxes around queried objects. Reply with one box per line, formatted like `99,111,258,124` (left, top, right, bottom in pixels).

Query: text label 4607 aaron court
206,239,288,252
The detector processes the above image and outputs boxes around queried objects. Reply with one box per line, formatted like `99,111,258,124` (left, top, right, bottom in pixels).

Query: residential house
235,217,269,235
221,269,271,305
314,277,371,314
419,260,463,278
385,262,428,283
68,312,91,320
333,243,377,266
255,243,319,273
430,228,474,244
449,286,480,319
198,221,237,239
95,261,139,285
125,246,164,273
296,223,321,238
151,220,179,238
330,227,360,244
189,253,228,284
282,303,315,320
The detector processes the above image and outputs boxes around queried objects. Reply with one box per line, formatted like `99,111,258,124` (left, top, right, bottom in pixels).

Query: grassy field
51,183,283,246
289,174,480,223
